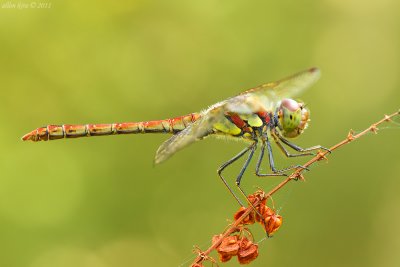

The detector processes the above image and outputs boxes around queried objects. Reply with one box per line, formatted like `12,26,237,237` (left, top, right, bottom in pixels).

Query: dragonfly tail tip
21,133,30,141
21,131,36,142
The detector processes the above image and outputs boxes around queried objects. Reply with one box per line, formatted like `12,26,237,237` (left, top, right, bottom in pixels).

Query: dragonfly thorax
277,98,309,138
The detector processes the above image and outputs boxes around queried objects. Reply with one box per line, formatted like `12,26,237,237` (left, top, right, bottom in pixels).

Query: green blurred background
1,1,400,266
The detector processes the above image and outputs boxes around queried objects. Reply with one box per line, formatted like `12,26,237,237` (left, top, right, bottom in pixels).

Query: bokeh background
1,1,400,266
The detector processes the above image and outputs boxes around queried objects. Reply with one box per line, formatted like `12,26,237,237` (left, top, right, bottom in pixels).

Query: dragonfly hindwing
154,106,225,164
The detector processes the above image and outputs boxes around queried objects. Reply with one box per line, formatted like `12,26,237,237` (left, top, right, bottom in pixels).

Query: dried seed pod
262,206,283,236
234,206,255,225
247,194,257,205
219,253,233,263
255,204,267,223
246,192,269,223
247,192,266,206
217,235,240,262
237,236,259,264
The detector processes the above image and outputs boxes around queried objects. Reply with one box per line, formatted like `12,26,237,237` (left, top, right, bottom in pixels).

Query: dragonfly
22,67,328,206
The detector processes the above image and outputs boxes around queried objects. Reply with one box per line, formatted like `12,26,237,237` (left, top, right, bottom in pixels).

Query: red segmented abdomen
21,113,201,142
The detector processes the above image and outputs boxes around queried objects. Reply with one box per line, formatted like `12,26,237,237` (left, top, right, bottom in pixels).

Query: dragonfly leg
255,134,308,177
235,142,257,186
217,143,256,207
233,141,272,230
271,131,314,158
274,129,331,154
235,142,257,201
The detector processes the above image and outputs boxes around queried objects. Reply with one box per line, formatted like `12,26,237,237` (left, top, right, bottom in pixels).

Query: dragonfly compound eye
281,98,301,112
279,99,309,138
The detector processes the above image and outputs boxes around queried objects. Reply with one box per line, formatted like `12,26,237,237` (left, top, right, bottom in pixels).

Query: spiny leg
256,134,308,177
235,141,257,199
233,142,271,230
218,143,256,206
233,137,280,238
271,131,314,158
274,129,331,153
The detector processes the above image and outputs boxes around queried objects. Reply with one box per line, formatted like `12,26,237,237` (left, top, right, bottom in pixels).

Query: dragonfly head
277,99,310,138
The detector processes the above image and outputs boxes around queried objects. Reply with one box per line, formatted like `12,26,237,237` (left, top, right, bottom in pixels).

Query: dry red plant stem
191,110,400,266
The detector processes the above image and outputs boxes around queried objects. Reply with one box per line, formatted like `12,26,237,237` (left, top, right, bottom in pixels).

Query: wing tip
154,149,169,165
153,157,162,165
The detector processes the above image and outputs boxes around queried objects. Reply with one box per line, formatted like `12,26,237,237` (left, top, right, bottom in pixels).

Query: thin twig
191,110,400,266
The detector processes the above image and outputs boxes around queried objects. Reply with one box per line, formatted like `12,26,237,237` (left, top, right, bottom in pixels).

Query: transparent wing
154,106,225,164
154,68,320,163
244,67,321,99
224,67,321,114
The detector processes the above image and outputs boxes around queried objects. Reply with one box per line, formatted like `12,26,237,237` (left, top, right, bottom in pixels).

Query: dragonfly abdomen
21,113,201,142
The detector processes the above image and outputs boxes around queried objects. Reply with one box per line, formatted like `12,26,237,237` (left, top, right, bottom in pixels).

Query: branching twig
191,110,400,266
